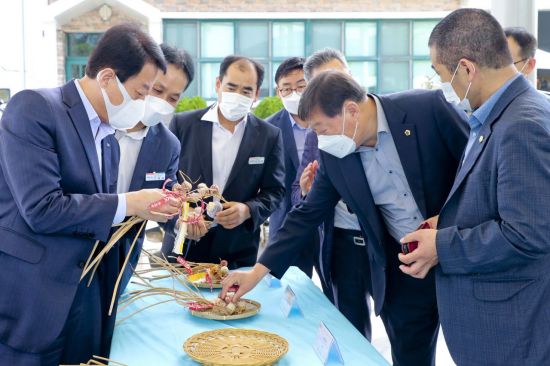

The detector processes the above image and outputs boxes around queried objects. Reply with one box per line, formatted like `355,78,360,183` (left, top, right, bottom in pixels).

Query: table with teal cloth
110,266,389,366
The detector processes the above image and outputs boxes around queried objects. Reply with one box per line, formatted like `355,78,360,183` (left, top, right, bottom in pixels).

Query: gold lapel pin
479,135,484,143
404,129,411,136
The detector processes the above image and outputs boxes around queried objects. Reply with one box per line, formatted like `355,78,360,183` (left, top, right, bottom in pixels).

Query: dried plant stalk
60,354,127,366
108,220,147,315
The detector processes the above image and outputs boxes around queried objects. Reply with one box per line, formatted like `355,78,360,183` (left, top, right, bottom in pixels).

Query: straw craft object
184,329,289,366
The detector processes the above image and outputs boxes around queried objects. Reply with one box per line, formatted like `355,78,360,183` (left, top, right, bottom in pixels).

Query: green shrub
253,96,284,119
175,96,208,113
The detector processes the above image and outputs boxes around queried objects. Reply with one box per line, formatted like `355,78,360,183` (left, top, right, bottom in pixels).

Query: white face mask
440,62,473,113
218,92,253,121
142,95,175,127
98,72,145,130
282,92,301,115
317,107,358,159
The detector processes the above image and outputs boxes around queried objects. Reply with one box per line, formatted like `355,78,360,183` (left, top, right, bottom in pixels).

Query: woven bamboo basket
190,299,261,320
184,329,289,366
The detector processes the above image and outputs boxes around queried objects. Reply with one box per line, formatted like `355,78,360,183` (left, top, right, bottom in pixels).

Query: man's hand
125,189,180,222
398,229,439,279
216,202,251,229
186,212,210,241
299,160,319,196
423,215,439,229
220,263,270,302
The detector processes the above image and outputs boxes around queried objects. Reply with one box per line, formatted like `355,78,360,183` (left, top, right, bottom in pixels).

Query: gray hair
303,47,349,81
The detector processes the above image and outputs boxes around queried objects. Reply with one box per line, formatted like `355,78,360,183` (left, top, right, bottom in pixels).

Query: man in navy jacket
0,24,180,365
222,71,467,366
400,9,550,365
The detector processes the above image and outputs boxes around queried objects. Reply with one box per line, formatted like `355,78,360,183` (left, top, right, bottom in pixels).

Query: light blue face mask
440,62,473,113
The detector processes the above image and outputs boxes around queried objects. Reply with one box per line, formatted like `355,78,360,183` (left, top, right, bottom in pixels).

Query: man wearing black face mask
162,55,285,269
0,24,181,365
221,71,467,366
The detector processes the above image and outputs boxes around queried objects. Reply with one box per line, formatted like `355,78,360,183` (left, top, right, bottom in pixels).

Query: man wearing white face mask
0,24,182,365
399,9,550,365
116,44,194,293
265,57,317,276
164,55,285,268
221,70,468,366
504,27,537,78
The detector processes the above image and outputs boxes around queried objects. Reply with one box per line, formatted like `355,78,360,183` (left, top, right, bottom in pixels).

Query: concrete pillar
492,0,538,83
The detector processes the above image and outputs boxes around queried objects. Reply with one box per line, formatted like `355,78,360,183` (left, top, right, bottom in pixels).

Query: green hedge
252,96,284,119
175,96,208,113
175,95,285,120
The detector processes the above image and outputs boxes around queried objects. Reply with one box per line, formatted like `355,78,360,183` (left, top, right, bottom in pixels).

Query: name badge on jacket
248,157,265,165
145,172,166,181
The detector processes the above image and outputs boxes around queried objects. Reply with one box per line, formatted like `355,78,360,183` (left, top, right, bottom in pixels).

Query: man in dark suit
222,71,468,366
400,9,550,365
0,24,180,366
117,44,195,293
266,57,319,276
292,48,373,335
162,55,285,268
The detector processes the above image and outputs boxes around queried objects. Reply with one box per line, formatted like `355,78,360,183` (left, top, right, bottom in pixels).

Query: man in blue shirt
400,9,550,365
222,70,468,366
0,24,180,366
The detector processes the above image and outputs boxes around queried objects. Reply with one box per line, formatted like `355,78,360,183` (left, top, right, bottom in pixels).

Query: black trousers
380,240,439,366
332,228,439,366
331,227,373,340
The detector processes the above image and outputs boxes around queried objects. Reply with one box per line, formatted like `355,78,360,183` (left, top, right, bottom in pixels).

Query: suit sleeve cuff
436,226,458,274
113,193,127,224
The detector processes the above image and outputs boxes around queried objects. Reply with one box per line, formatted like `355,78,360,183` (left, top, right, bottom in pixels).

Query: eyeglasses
278,85,307,97
513,58,528,65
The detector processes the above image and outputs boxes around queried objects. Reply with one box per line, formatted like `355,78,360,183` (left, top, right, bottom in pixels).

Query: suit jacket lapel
196,119,213,186
224,114,260,194
281,111,299,170
129,126,159,191
378,95,428,219
444,76,530,204
62,81,102,193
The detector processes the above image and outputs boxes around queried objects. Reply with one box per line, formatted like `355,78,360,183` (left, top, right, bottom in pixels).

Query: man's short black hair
298,70,365,121
504,27,538,59
429,9,512,73
219,56,265,91
86,23,166,82
160,43,195,91
275,57,305,85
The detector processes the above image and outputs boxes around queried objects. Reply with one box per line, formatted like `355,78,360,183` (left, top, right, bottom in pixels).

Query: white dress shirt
74,79,126,224
202,104,247,193
115,127,149,194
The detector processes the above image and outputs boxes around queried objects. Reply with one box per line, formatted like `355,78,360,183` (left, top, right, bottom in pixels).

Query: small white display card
263,273,281,288
280,285,302,317
313,322,344,365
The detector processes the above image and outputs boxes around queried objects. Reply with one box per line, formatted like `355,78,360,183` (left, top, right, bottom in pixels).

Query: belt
333,227,366,246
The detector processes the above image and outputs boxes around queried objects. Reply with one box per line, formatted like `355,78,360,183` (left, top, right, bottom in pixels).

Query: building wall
58,5,145,84
144,0,461,12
